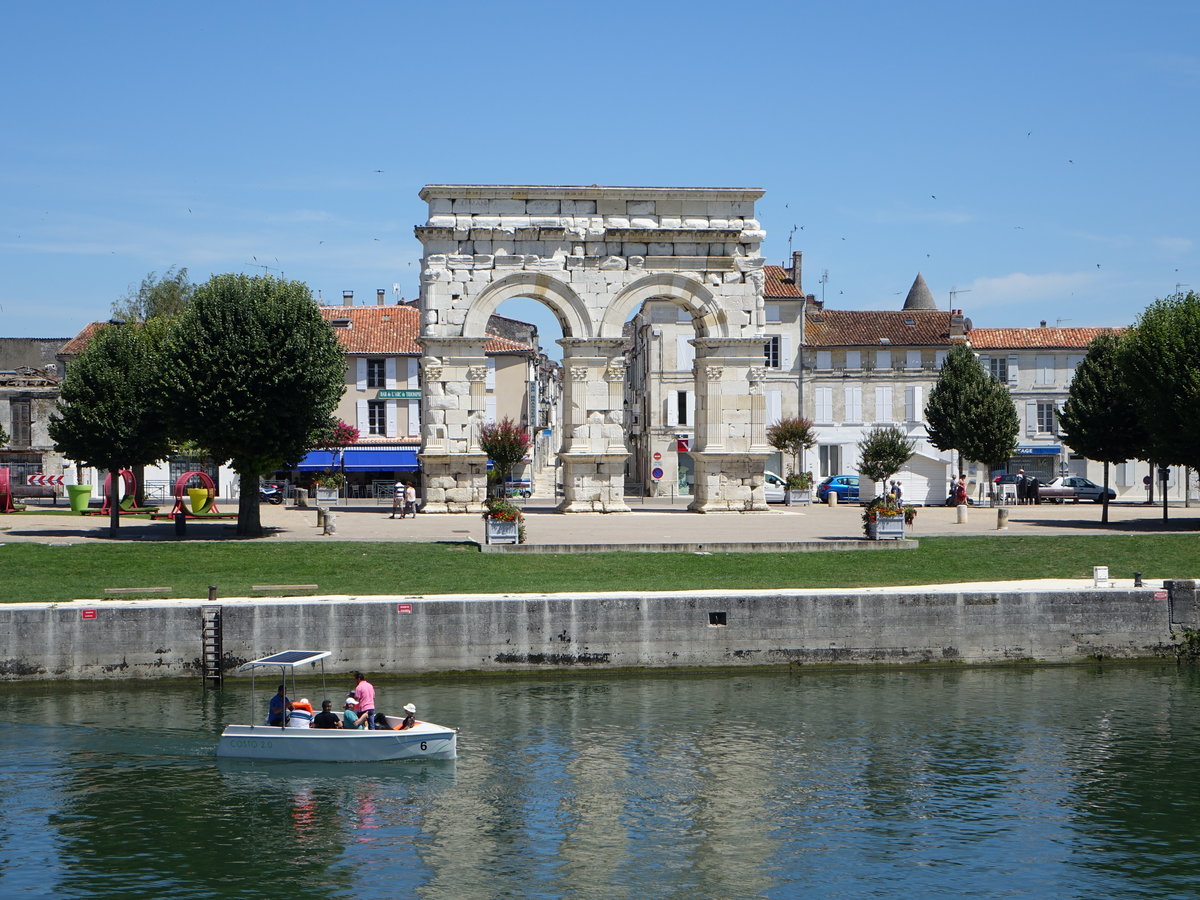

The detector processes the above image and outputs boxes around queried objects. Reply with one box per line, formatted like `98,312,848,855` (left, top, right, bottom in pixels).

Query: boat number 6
420,741,427,751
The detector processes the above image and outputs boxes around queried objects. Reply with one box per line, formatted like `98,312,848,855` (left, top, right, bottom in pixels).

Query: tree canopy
110,267,194,323
49,320,173,536
480,418,532,498
766,417,816,477
857,425,916,490
1058,331,1143,522
926,343,1019,472
160,274,345,535
1118,290,1200,471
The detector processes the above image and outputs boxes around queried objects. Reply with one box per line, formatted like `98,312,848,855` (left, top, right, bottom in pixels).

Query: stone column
557,339,631,513
417,337,489,513
688,339,772,512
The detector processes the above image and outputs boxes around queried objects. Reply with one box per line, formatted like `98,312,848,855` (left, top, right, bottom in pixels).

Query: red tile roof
320,305,533,354
967,326,1121,350
59,322,105,356
804,309,955,347
763,265,805,299
62,308,535,357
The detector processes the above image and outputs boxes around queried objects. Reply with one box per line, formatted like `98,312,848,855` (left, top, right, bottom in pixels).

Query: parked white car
764,471,787,503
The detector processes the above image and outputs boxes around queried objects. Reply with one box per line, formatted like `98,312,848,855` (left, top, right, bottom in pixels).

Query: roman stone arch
415,184,773,513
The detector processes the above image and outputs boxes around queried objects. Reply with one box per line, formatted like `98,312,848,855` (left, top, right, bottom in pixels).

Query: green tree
479,417,531,498
766,417,817,482
1059,332,1143,523
926,343,1019,476
161,274,345,536
857,425,916,495
111,267,194,322
1120,291,1200,471
48,320,173,537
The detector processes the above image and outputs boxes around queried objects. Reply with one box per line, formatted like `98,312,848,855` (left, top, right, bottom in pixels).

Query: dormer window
331,319,352,329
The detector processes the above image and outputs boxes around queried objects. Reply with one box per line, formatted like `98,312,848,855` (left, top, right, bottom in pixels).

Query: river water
2,665,1198,899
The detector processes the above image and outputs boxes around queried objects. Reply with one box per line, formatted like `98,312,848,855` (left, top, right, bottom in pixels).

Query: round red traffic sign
653,452,662,461
651,467,664,480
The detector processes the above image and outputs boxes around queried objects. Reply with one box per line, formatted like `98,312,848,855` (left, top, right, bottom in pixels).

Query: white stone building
967,324,1195,502
801,275,966,505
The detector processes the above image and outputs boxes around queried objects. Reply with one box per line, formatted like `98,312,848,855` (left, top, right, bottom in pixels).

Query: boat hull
216,721,457,762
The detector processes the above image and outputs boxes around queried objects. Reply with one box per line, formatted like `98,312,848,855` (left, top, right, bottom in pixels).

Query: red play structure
162,471,235,520
83,469,157,516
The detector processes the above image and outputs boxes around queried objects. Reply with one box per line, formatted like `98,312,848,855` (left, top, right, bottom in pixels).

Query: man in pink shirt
353,671,377,729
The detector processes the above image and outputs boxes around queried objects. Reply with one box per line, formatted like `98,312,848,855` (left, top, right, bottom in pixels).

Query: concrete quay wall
3,581,1196,681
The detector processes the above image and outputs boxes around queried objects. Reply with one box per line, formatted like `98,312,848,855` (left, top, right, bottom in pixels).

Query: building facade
800,275,966,505
0,338,69,500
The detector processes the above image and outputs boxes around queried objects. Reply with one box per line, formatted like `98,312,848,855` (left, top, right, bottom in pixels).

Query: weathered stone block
627,200,656,215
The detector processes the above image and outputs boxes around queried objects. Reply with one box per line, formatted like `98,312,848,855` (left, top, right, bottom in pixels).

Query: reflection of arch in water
168,470,224,518
462,273,591,341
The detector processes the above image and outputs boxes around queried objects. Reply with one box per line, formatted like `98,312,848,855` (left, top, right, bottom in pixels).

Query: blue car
817,475,860,503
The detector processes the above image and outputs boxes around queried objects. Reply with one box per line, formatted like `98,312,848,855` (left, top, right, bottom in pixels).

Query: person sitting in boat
286,698,314,728
312,699,342,729
342,696,364,729
394,703,417,730
267,684,293,726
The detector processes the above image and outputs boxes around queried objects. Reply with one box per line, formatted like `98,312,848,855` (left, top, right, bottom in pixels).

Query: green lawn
2,535,1197,602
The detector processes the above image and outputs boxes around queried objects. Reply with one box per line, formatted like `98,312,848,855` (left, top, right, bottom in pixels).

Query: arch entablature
462,272,592,340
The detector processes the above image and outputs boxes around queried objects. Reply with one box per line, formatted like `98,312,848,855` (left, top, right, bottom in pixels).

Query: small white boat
216,650,457,762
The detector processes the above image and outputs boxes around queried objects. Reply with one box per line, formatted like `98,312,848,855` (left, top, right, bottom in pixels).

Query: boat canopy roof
238,650,331,671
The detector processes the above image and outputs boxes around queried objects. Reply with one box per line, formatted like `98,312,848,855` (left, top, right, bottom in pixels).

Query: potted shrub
313,469,343,503
785,471,813,505
483,497,524,545
862,495,906,540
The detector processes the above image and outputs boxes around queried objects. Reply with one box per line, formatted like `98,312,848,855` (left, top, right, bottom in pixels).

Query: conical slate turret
902,273,938,310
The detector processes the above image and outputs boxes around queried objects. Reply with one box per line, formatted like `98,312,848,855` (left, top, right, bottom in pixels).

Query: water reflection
2,667,1199,898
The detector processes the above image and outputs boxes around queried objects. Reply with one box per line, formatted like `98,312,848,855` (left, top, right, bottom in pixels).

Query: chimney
950,308,966,341
343,290,354,307
791,250,803,293
377,289,386,306
1040,320,1047,328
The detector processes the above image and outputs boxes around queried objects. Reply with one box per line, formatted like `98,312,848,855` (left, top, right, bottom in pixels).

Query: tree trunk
236,470,262,537
1101,461,1110,524
108,463,121,539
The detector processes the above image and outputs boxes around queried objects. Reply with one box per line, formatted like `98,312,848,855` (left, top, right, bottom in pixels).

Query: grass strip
1,534,1197,603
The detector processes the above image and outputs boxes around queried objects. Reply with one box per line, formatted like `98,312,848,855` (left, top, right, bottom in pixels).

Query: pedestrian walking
404,482,417,518
390,481,404,518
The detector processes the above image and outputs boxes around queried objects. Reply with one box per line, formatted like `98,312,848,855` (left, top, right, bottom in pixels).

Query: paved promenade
2,496,1197,547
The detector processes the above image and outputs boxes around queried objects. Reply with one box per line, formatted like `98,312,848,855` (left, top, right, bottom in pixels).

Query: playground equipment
81,469,157,516
160,471,237,520
0,468,19,513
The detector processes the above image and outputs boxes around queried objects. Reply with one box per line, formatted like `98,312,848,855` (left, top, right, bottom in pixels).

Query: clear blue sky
2,1,1196,350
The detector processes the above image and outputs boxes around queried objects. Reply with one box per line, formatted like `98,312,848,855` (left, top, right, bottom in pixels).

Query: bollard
316,507,325,529
295,490,308,509
827,491,838,507
323,509,337,535
996,507,1009,530
956,503,968,524
174,510,187,536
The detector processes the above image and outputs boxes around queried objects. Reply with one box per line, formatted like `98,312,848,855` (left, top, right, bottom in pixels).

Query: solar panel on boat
246,650,330,667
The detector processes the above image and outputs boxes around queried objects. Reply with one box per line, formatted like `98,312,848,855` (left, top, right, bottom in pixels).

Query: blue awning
295,448,419,471
1016,446,1061,455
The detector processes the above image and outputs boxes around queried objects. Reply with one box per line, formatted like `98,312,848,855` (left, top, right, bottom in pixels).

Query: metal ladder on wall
201,605,223,686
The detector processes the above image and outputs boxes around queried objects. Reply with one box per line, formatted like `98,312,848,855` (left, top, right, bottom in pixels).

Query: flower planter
67,484,93,514
315,486,339,504
786,489,811,506
867,516,906,540
484,517,519,545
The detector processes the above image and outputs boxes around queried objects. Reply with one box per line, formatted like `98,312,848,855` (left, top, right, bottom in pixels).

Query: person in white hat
397,703,417,730
342,696,363,730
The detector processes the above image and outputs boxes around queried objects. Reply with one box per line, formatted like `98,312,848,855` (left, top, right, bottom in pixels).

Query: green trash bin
67,484,93,514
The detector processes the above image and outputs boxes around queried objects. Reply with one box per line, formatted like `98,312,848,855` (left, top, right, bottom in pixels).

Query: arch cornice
602,273,728,339
461,272,592,340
